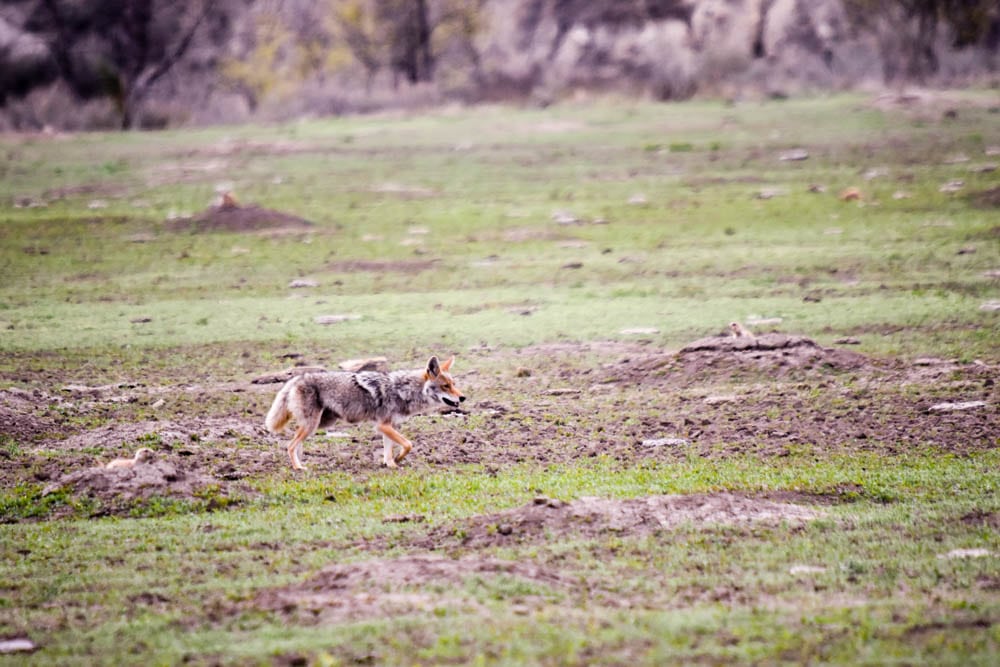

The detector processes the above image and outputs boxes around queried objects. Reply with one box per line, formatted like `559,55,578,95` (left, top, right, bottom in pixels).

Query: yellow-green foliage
220,12,299,106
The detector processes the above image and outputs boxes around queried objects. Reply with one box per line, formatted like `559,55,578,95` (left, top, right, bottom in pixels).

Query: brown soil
0,388,58,445
969,187,1000,210
1,334,996,520
168,203,314,234
41,459,235,516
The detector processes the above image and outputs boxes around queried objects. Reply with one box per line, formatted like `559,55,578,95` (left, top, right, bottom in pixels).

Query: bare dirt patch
2,334,996,520
413,493,824,550
670,333,870,381
968,188,1000,210
253,555,570,625
40,459,235,516
0,389,58,445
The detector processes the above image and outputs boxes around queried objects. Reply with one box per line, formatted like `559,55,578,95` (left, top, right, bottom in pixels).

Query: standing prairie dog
106,447,156,470
729,321,756,340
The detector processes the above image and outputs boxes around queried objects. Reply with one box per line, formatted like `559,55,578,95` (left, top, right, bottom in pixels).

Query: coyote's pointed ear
426,356,441,378
440,356,454,372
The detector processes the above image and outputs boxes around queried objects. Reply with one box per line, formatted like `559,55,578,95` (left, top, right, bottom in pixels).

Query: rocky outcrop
476,0,865,100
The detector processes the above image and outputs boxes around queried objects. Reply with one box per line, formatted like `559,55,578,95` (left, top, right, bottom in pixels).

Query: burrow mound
254,555,570,624
615,333,871,385
168,202,313,233
682,333,869,371
413,493,824,550
47,417,265,453
41,459,237,516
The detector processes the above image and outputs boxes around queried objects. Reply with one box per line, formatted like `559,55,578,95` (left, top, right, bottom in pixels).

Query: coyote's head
423,356,465,408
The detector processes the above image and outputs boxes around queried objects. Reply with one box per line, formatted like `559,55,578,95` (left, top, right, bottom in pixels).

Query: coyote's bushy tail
265,376,300,433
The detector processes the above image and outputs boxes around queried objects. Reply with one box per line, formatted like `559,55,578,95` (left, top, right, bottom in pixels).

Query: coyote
265,356,465,470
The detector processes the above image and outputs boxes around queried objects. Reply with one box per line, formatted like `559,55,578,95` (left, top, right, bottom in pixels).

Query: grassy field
1,92,998,665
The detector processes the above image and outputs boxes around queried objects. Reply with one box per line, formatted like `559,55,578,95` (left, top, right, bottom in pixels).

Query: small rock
835,337,861,345
561,262,583,269
551,210,579,225
982,270,1000,279
641,437,690,447
516,367,532,378
130,316,153,324
150,398,165,409
0,638,37,654
939,180,964,193
704,395,737,405
943,153,969,164
288,279,319,288
862,167,888,180
546,388,581,396
407,226,430,235
979,301,1000,311
891,190,912,200
314,314,361,325
788,565,827,575
807,184,826,193
969,163,997,174
87,199,108,209
957,246,976,255
755,188,785,200
779,148,809,161
937,548,992,560
620,327,659,335
497,523,513,536
628,193,649,205
928,400,987,412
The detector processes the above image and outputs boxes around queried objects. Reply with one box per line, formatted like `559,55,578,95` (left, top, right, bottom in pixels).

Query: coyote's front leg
381,433,397,468
377,421,413,467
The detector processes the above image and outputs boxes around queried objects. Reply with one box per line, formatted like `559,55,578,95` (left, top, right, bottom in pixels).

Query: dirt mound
168,203,313,233
41,459,232,516
254,555,568,624
414,493,824,549
47,417,264,452
0,389,58,445
672,333,868,380
969,187,1000,210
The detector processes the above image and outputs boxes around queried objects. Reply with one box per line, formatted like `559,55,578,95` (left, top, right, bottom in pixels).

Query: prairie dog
106,447,156,470
729,321,756,340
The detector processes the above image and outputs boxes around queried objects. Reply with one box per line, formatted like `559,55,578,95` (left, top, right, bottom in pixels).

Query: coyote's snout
265,356,464,470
